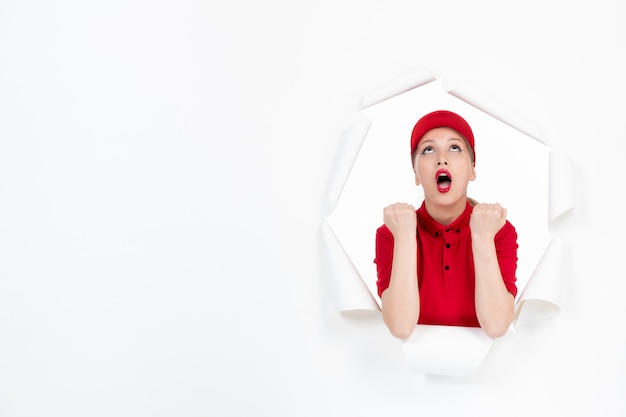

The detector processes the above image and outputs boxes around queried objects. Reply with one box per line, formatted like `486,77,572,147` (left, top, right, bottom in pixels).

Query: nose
437,159,448,166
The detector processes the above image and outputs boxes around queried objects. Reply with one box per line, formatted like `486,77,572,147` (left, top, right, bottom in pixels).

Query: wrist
393,232,417,246
471,232,495,245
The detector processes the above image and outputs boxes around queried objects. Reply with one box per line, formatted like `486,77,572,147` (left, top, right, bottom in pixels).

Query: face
412,127,476,207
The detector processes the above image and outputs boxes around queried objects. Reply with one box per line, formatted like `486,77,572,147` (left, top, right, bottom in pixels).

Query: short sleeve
494,220,518,297
374,225,394,298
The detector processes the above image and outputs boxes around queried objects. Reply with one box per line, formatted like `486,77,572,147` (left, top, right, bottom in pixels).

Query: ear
412,155,421,186
469,163,476,182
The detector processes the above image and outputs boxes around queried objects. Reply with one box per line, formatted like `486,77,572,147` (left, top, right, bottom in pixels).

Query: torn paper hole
322,64,575,375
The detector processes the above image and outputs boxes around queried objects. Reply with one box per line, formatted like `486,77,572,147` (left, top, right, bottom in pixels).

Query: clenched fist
383,203,417,239
470,203,507,240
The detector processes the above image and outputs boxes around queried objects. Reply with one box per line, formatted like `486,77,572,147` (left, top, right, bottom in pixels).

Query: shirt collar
417,200,473,237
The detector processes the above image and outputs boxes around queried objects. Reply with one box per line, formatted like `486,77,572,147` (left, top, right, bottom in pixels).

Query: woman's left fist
469,203,507,239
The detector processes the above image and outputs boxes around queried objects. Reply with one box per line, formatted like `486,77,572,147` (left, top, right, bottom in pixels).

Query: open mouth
436,169,452,192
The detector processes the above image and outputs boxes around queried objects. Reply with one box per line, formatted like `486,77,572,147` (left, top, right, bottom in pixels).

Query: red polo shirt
374,201,518,327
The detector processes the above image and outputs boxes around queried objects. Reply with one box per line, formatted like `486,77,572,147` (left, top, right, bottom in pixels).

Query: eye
420,146,434,154
450,144,462,152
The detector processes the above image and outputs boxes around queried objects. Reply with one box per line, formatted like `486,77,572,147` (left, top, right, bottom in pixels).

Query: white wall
0,1,624,416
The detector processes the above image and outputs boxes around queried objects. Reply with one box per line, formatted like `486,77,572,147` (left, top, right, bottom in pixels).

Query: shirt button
444,265,450,270
445,228,451,232
445,243,451,248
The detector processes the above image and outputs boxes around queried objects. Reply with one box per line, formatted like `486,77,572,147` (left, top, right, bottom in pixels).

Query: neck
425,198,468,226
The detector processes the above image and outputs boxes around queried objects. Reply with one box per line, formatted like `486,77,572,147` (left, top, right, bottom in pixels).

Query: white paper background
0,1,624,416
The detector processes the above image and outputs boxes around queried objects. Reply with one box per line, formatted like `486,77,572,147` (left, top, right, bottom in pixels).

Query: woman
374,110,518,339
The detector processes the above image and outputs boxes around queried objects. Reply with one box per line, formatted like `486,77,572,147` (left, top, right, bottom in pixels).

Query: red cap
410,110,475,163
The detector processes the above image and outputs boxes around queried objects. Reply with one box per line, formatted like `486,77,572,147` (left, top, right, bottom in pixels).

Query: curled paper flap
514,237,569,328
514,299,561,329
320,219,380,312
443,73,544,144
402,325,494,376
549,150,576,222
324,113,371,215
360,65,437,109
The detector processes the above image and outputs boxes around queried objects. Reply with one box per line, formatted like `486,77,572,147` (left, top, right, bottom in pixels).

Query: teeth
437,172,451,185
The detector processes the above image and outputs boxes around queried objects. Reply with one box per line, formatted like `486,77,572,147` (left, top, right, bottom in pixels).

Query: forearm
472,235,514,338
381,235,419,339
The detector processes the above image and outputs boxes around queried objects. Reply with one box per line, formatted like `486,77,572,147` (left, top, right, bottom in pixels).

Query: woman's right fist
383,203,417,238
